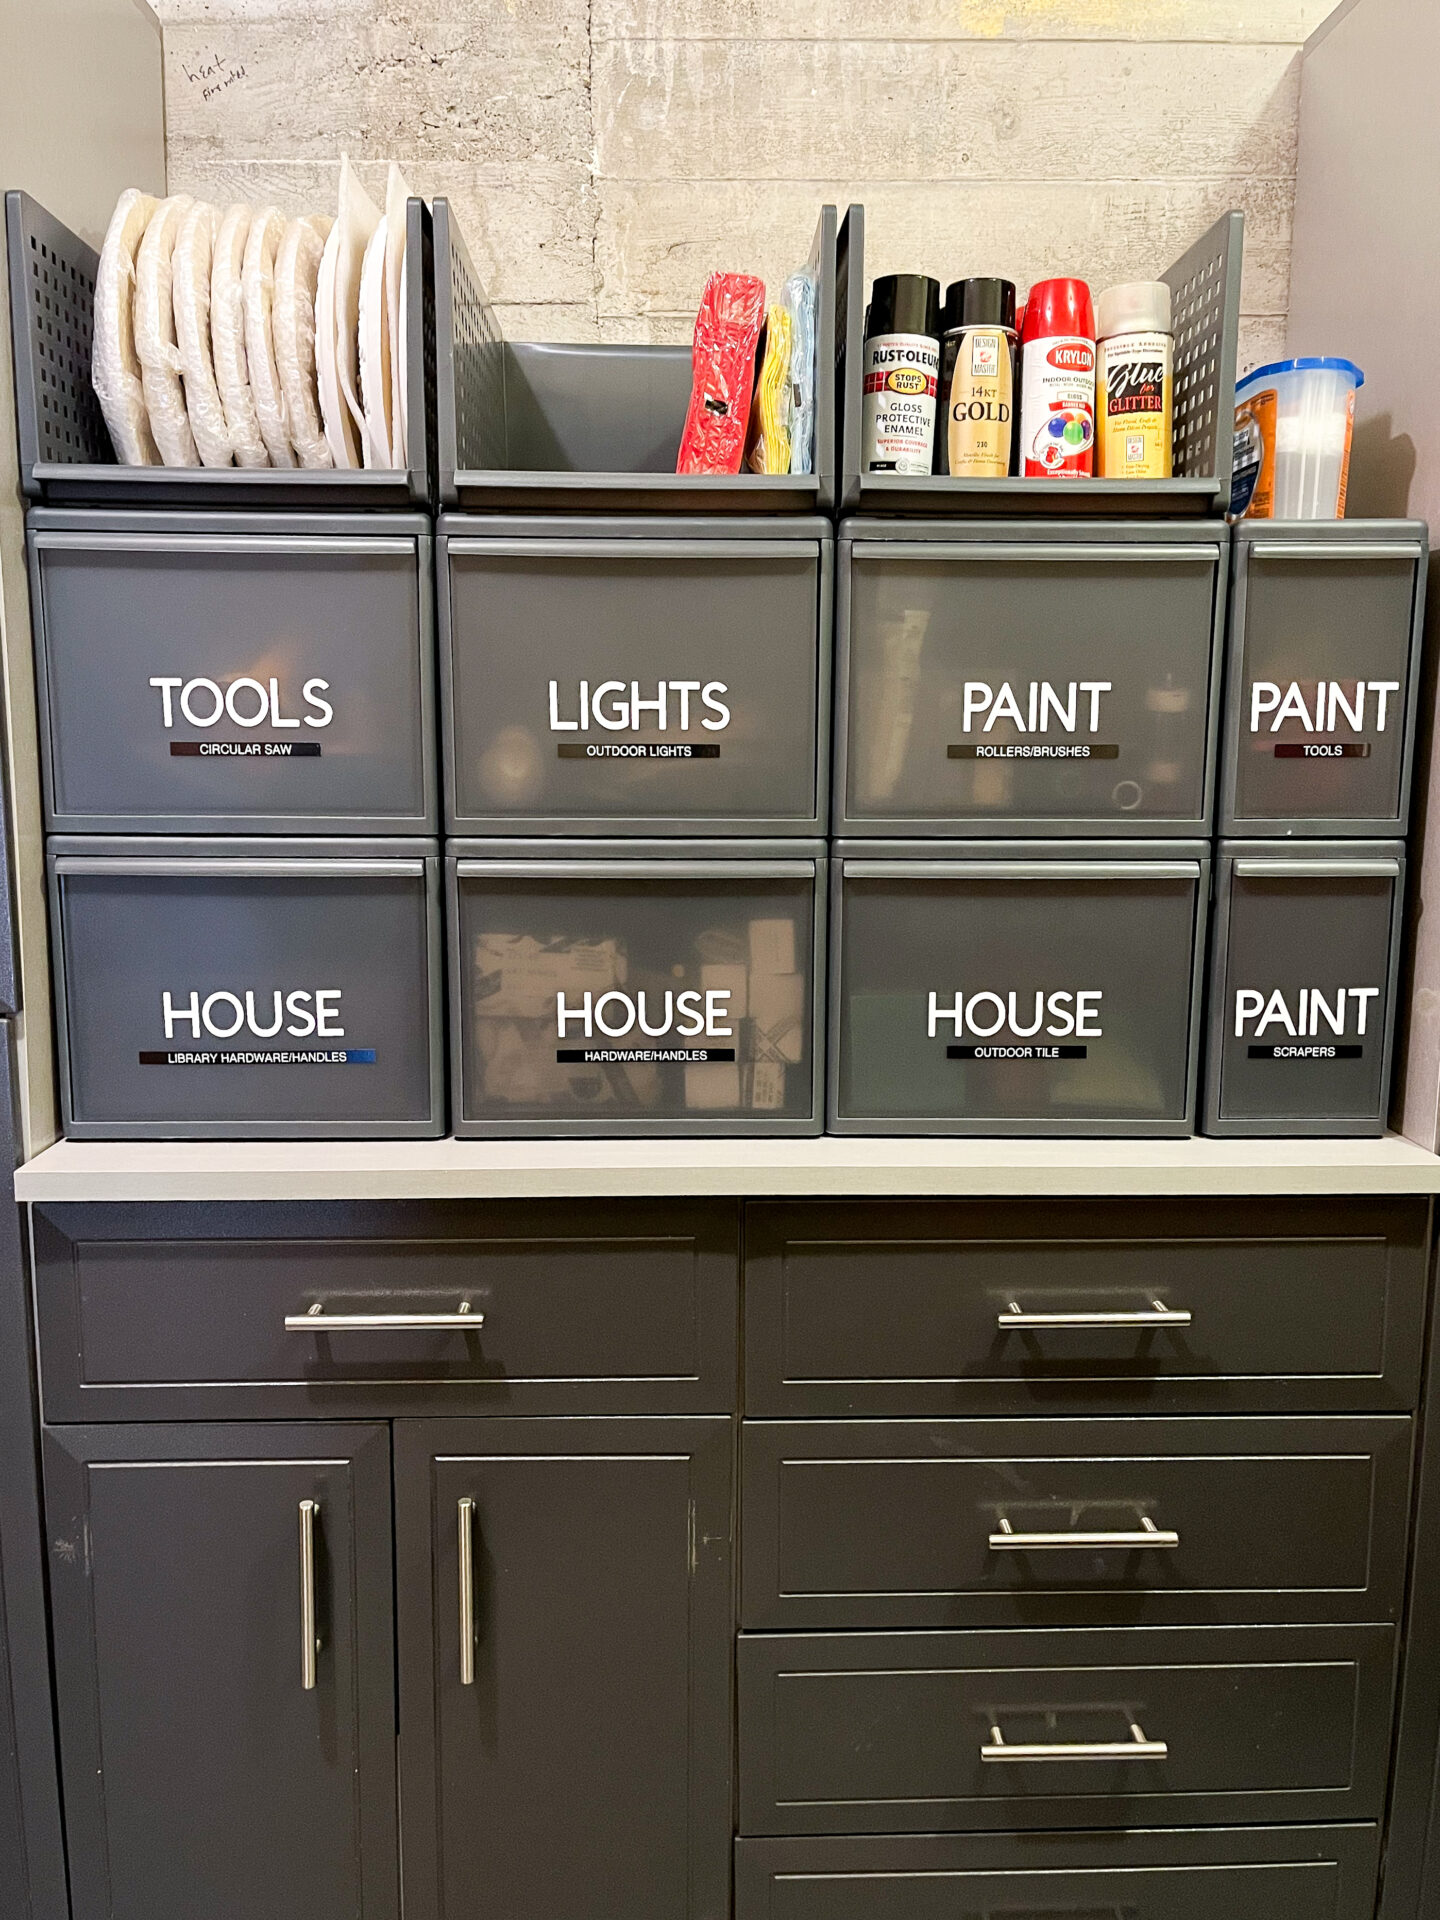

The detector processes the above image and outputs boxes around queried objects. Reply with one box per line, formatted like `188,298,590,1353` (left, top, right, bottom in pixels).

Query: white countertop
13,1132,1440,1203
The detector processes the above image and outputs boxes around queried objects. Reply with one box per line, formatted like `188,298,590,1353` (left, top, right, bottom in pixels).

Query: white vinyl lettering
285,990,316,1037
1234,985,1382,1038
225,676,270,727
162,990,201,1039
302,680,334,729
314,990,344,1038
150,677,183,727
179,678,225,727
268,678,300,728
701,682,731,731
927,987,1102,1041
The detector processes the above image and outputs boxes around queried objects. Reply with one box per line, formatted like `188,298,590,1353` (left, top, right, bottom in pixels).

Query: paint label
948,326,1016,479
1097,332,1173,478
863,332,939,475
1020,335,1096,476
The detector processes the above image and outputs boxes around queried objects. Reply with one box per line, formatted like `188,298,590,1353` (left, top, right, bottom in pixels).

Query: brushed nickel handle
458,1497,476,1687
299,1499,320,1691
998,1298,1191,1330
982,1716,1167,1764
285,1301,482,1332
990,1514,1180,1553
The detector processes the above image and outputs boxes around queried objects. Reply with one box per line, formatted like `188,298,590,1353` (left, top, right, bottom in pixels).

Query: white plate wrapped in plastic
134,194,198,467
92,188,159,466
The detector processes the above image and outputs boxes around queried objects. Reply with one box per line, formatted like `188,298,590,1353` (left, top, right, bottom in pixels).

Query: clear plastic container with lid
1232,357,1365,520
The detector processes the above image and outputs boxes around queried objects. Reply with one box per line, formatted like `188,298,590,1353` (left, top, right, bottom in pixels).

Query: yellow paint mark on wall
961,0,1240,35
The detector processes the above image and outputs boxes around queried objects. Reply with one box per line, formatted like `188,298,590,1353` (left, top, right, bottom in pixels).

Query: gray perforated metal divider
5,189,434,507
1164,210,1244,495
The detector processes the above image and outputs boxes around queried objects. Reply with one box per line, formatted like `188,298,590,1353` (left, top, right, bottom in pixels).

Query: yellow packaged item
748,303,794,475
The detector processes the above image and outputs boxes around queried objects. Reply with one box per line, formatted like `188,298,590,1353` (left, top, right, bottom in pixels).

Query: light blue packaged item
784,269,817,475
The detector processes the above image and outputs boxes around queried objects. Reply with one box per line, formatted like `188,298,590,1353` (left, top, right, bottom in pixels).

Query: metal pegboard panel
1164,208,1244,493
5,191,112,491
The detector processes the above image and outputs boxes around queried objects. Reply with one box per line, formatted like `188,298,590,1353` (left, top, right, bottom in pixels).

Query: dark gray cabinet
395,1416,734,1920
43,1422,398,1920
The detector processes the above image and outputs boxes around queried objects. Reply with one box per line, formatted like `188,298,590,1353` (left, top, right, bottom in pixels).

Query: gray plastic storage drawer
440,517,830,835
1222,521,1427,837
831,841,1208,1135
449,840,825,1135
29,512,436,834
836,521,1224,836
1204,841,1405,1137
49,838,444,1139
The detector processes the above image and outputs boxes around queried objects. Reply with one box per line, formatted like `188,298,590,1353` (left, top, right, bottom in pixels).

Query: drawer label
949,742,1118,761
150,675,335,731
953,679,1115,744
170,741,323,758
948,1044,1088,1060
139,1048,375,1065
1273,742,1371,759
548,679,732,736
556,742,720,760
1247,1043,1363,1060
557,1046,735,1064
929,989,1104,1043
1233,986,1380,1041
1249,678,1399,735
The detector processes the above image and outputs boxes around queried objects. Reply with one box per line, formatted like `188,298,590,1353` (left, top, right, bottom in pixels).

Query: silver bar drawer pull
998,1298,1191,1330
458,1497,477,1687
990,1514,1180,1553
982,1715,1168,1764
285,1301,483,1333
299,1499,320,1692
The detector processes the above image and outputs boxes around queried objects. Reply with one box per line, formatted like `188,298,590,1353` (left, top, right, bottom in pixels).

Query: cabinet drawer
741,1417,1411,1628
736,1827,1381,1920
33,1200,739,1420
737,1624,1395,1834
745,1199,1429,1415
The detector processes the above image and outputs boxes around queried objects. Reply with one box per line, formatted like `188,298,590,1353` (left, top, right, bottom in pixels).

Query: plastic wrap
384,164,413,466
676,272,766,476
274,214,333,469
92,189,160,466
134,194,199,467
242,205,295,467
358,216,391,468
784,268,817,474
748,303,794,475
172,201,233,468
211,203,269,468
321,155,382,469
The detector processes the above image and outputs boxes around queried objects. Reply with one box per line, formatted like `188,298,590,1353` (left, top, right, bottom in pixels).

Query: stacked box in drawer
433,201,839,1135
829,520,1226,1133
735,1197,1426,1918
1201,520,1427,1134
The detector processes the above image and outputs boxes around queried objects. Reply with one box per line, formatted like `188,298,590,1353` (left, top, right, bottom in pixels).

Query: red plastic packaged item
677,272,767,475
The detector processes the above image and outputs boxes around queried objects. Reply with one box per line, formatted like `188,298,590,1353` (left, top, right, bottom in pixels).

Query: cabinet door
44,1423,397,1920
396,1416,733,1920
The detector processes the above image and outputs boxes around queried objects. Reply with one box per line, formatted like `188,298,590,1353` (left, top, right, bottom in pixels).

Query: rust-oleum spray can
862,274,941,475
1019,277,1096,478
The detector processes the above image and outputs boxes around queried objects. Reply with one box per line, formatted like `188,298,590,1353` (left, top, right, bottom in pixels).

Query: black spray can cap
944,276,1018,333
867,273,941,341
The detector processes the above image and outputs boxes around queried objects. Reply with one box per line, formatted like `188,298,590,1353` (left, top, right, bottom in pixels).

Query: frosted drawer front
840,536,1221,835
443,532,826,833
31,522,434,833
451,853,823,1135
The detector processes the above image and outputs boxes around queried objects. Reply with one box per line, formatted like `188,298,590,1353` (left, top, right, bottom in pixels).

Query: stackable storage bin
448,840,825,1135
29,512,436,833
1221,521,1427,837
830,840,1209,1135
439,516,831,835
48,838,444,1139
1203,841,1405,1137
835,520,1225,837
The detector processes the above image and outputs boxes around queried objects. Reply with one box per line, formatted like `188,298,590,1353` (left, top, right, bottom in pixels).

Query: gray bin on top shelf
1220,520,1427,838
448,840,826,1137
835,519,1225,837
435,198,836,513
30,510,436,833
830,839,1209,1136
439,514,831,835
49,837,444,1139
837,203,1242,517
1203,840,1406,1138
5,189,435,507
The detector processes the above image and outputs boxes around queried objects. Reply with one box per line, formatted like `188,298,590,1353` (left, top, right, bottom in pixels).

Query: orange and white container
1232,357,1365,519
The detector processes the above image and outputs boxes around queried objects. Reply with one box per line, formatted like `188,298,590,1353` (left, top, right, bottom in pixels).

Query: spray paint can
862,274,941,475
1019,277,1096,478
941,277,1018,479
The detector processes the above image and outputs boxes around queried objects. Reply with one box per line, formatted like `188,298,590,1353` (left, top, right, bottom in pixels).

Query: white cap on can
1095,280,1172,340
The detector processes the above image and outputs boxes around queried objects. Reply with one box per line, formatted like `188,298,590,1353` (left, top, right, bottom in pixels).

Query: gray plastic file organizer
1220,520,1428,838
440,514,832,835
836,203,1242,516
5,189,435,507
834,519,1225,837
830,839,1209,1135
49,837,444,1139
1203,840,1405,1137
30,510,436,833
448,840,826,1136
434,198,836,513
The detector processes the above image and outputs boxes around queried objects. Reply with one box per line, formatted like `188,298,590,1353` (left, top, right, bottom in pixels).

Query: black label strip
948,744,1120,761
556,743,721,760
1273,743,1371,759
556,1046,735,1064
948,1045,1089,1060
1247,1044,1364,1060
171,741,323,758
139,1048,373,1065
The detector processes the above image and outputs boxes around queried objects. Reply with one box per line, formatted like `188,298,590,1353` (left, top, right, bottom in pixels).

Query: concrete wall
151,0,1328,364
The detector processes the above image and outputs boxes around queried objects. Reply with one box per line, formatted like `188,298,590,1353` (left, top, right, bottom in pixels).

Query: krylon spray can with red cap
1019,278,1097,477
